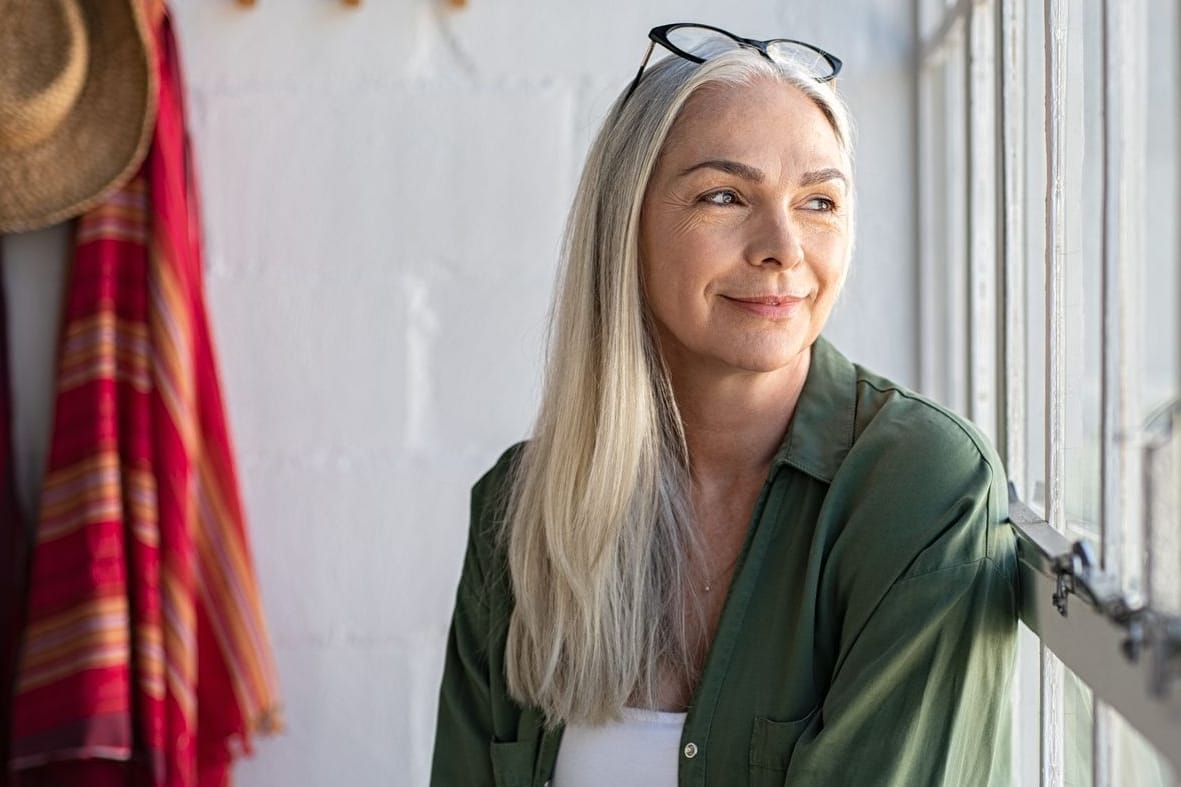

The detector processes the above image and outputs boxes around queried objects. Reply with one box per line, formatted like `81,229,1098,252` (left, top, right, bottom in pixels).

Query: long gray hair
502,43,854,726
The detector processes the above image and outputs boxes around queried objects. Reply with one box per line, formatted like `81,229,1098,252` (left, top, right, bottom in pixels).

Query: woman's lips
722,294,806,319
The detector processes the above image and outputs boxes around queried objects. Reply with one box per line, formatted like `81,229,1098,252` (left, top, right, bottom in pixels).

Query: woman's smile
719,293,807,320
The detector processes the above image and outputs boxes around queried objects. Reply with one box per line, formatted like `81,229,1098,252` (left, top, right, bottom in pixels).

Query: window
918,0,1181,784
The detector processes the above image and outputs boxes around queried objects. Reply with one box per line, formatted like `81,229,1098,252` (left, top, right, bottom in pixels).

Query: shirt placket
677,469,790,786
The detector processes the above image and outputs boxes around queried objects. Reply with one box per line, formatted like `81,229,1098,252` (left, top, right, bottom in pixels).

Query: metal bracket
1052,570,1072,616
1047,537,1139,620
1149,616,1181,699
1043,535,1181,698
1010,487,1181,761
1050,539,1098,617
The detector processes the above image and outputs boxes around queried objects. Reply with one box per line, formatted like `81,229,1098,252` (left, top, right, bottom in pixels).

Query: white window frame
917,0,1181,784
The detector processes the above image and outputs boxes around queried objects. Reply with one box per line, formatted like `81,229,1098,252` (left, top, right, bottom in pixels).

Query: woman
432,24,1018,787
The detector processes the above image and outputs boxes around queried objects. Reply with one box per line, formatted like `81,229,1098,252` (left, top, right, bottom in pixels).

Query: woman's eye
702,190,740,206
804,197,836,212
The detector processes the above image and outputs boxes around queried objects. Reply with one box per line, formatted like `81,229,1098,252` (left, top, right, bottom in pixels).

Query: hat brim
0,0,156,234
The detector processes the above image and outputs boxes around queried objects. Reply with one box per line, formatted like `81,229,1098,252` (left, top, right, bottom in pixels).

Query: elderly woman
431,24,1018,787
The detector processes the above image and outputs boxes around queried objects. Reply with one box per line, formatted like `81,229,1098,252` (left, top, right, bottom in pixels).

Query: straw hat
0,0,156,234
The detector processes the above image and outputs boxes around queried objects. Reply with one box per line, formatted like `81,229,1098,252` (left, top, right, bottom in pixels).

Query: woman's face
639,77,851,383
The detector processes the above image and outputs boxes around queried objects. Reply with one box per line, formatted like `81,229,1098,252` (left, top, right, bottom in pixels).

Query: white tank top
552,707,687,787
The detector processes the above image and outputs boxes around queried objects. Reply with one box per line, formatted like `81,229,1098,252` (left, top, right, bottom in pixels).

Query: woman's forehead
658,78,848,173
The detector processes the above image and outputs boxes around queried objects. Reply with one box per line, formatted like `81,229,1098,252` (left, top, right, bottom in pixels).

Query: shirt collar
771,335,857,483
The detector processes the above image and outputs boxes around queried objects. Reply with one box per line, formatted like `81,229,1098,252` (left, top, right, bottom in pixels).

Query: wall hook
237,0,363,6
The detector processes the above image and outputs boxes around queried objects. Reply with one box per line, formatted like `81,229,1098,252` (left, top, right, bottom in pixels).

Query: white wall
3,1,916,784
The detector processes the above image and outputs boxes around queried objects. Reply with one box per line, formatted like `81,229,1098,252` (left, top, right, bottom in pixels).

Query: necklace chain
701,548,743,593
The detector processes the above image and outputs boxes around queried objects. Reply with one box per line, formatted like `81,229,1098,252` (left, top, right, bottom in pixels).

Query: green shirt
431,337,1019,786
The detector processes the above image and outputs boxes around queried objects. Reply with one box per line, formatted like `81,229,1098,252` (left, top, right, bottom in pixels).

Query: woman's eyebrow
677,159,765,182
799,167,848,188
677,161,848,190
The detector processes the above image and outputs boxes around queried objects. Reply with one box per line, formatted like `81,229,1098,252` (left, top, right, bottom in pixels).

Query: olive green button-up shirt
431,337,1019,787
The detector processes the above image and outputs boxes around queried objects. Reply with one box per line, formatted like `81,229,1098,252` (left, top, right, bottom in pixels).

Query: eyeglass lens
664,26,741,59
764,41,833,78
664,26,833,80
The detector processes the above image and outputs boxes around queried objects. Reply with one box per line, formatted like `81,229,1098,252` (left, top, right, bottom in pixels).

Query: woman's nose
746,208,805,268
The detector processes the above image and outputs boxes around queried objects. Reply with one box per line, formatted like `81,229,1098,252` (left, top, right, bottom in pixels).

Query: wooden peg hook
237,0,363,6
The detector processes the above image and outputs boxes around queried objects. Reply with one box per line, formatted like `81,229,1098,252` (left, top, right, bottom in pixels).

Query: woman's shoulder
848,362,1004,491
472,440,527,502
452,441,530,612
469,441,528,541
825,360,1012,577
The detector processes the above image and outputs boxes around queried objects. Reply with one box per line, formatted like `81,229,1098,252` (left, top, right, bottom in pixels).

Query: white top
552,706,687,787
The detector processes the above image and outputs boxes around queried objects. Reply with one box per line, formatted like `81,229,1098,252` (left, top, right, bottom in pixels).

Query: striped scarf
9,8,282,787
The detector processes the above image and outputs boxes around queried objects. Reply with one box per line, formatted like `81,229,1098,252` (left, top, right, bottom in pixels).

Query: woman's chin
710,344,811,377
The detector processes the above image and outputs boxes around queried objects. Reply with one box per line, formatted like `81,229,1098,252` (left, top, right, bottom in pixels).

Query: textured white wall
3,2,916,785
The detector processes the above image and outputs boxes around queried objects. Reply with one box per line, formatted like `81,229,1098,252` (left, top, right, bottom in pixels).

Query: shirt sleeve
429,470,501,787
783,525,1019,786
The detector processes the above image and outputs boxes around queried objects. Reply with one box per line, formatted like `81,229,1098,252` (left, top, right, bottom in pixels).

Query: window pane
1111,707,1178,786
1140,0,1181,612
921,31,970,414
1061,1,1104,543
945,31,969,416
1023,0,1047,515
1143,0,1179,416
1064,665,1093,787
922,56,950,405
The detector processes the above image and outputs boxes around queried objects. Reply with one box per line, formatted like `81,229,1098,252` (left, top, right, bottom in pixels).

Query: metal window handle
1035,525,1179,700
1011,488,1180,703
1050,539,1125,617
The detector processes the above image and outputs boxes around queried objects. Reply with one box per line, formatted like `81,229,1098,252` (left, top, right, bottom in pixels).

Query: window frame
917,0,1181,782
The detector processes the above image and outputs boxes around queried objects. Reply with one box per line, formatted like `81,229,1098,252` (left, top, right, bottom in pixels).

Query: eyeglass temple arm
622,40,657,105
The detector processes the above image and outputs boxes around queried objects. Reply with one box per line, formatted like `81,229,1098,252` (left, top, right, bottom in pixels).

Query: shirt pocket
489,739,535,787
748,706,819,787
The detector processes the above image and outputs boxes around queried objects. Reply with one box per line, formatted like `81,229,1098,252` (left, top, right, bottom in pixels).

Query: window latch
1049,538,1181,700
1049,539,1131,620
1011,491,1181,703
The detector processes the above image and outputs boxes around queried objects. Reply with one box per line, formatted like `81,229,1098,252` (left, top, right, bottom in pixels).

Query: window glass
1064,666,1093,787
1142,0,1179,415
945,31,969,416
1141,0,1181,612
1111,709,1177,786
1022,0,1046,515
1061,1,1104,544
922,31,970,414
923,55,951,406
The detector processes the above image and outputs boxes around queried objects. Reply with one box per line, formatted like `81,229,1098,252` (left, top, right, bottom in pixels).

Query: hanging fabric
8,6,282,787
1,248,31,787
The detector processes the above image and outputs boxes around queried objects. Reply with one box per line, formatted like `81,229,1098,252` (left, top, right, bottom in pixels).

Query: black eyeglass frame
621,23,843,106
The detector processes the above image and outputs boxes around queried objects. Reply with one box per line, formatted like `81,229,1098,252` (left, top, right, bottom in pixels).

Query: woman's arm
430,551,496,785
430,470,502,787
783,427,1020,787
784,552,1018,786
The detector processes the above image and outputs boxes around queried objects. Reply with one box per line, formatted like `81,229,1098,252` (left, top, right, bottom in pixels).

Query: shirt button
683,742,698,759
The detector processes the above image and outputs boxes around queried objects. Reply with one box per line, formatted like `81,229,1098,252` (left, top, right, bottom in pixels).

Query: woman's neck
670,348,812,486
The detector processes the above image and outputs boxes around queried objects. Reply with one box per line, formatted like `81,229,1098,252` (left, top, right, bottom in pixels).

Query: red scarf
9,8,282,786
